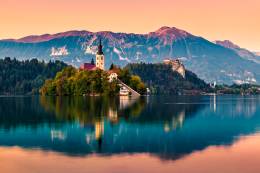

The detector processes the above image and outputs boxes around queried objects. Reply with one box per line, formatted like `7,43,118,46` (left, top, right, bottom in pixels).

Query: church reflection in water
0,95,260,160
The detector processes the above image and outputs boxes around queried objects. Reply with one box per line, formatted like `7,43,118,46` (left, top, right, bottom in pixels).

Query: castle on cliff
163,58,186,78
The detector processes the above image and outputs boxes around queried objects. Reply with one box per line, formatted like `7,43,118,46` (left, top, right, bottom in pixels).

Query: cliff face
164,59,186,78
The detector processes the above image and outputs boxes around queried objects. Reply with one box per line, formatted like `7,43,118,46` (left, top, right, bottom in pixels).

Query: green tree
0,57,67,95
91,58,95,65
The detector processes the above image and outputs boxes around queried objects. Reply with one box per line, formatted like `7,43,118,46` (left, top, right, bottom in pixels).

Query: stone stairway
117,79,141,97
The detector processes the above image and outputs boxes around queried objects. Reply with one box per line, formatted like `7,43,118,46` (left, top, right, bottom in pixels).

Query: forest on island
40,65,147,96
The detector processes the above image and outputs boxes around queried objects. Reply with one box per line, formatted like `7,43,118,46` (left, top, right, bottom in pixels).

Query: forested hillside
0,57,67,95
126,63,210,94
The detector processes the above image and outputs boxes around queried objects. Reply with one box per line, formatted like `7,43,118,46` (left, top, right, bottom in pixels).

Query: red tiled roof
80,63,97,71
107,68,120,75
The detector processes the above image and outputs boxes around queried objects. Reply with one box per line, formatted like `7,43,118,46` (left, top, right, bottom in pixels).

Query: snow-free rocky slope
1,26,260,84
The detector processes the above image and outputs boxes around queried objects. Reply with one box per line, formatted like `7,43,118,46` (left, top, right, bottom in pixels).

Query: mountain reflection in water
0,96,260,161
2,134,260,173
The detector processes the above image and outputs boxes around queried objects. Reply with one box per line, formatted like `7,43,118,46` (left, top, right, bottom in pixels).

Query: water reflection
2,134,260,173
209,95,259,117
0,96,260,161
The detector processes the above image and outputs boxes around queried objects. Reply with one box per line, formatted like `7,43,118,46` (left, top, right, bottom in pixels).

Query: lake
0,95,260,173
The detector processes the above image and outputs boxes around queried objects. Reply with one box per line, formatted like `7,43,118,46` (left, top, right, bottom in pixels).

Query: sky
0,0,259,51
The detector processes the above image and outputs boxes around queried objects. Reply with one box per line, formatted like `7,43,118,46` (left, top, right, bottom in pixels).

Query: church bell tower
96,39,105,70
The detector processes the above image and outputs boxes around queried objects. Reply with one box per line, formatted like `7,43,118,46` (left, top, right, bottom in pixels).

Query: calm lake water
0,95,260,173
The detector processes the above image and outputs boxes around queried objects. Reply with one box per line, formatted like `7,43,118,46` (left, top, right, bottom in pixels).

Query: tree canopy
126,63,210,94
40,65,147,96
0,57,67,95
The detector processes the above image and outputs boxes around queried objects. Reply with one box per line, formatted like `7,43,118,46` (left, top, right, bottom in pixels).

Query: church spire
95,38,105,70
97,38,103,55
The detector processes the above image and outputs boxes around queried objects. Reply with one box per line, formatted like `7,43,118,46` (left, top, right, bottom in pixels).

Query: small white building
210,81,217,89
146,88,151,95
108,72,118,82
120,86,130,96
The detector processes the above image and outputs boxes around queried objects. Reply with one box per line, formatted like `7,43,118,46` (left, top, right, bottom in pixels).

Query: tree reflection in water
0,96,260,161
39,96,146,125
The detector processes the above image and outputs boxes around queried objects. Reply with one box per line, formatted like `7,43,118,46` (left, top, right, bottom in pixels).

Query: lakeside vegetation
0,58,259,96
40,65,146,96
126,63,211,94
126,63,260,95
40,66,117,96
0,57,67,95
214,84,260,95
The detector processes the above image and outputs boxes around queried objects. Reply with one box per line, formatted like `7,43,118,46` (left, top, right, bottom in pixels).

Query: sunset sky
0,0,259,51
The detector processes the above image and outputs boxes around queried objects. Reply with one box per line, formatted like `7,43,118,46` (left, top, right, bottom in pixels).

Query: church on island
79,39,118,82
80,39,105,71
79,39,140,97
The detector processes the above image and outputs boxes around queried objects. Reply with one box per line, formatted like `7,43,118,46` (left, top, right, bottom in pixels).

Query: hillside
1,26,260,84
126,63,210,94
0,58,67,95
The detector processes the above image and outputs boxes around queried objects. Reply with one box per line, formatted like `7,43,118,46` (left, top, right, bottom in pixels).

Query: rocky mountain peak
215,40,240,49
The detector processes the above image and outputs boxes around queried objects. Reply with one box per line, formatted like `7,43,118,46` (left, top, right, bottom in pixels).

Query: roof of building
80,63,97,71
107,69,120,75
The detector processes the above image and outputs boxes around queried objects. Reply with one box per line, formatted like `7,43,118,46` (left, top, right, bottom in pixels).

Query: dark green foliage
0,57,67,95
215,84,260,95
126,63,210,94
91,58,95,65
118,68,132,85
111,65,147,95
41,64,147,96
40,67,120,96
109,63,115,70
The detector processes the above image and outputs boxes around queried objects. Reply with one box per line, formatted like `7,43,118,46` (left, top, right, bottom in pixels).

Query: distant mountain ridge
215,40,260,64
1,26,260,84
2,30,92,43
254,52,260,56
3,27,192,43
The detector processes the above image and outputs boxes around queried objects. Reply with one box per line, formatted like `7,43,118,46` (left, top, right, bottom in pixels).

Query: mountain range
215,40,260,64
0,26,259,84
